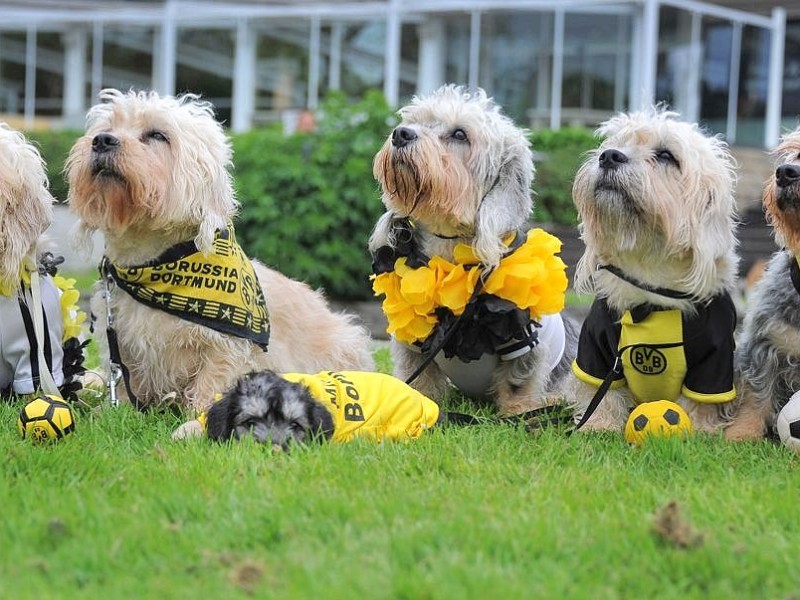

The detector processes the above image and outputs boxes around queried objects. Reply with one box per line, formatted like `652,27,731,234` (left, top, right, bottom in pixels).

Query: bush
25,129,82,203
530,127,599,226
233,90,395,301
24,95,598,302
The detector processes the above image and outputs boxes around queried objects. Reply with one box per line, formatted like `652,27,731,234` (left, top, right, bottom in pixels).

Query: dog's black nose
776,164,800,188
599,149,628,170
92,133,120,153
392,126,417,148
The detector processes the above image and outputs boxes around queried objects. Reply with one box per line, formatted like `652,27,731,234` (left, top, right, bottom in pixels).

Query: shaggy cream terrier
67,89,373,412
567,108,741,433
730,128,800,440
369,85,578,416
0,123,84,397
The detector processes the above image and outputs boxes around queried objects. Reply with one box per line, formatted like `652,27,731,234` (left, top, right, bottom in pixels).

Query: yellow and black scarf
103,229,270,349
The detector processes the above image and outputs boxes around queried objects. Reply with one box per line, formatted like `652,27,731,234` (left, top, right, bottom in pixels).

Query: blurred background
0,0,797,320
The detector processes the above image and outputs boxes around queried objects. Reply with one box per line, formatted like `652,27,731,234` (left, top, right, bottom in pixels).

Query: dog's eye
655,149,678,166
451,129,468,142
143,130,169,144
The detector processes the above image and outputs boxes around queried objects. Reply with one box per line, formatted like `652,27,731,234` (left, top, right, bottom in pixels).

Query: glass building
0,0,794,147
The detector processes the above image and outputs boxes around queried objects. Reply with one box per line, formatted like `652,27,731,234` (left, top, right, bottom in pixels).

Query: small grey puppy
206,370,334,450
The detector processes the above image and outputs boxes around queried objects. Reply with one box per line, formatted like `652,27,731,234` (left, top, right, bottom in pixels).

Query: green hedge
27,128,82,204
530,127,599,226
26,94,598,300
232,90,394,301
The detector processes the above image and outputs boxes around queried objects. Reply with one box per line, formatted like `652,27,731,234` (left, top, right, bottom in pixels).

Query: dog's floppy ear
205,394,237,441
473,137,534,267
0,139,53,286
0,187,52,286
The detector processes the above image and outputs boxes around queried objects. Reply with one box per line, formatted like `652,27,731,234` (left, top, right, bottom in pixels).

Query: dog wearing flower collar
369,85,579,416
567,108,742,434
0,123,85,400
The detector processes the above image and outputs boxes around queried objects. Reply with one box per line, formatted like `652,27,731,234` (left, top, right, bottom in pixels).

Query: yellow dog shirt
197,371,440,442
282,371,440,442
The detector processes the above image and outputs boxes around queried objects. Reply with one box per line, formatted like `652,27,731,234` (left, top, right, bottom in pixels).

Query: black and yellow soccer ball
624,400,692,445
17,395,75,443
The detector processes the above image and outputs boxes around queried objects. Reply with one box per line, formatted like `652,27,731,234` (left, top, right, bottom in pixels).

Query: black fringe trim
421,295,534,363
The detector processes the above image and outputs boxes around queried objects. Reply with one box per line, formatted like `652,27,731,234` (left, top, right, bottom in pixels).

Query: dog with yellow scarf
66,90,373,412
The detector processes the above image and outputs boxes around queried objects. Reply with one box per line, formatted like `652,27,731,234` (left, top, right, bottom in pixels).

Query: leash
403,270,489,386
27,268,61,397
100,257,141,409
570,340,686,432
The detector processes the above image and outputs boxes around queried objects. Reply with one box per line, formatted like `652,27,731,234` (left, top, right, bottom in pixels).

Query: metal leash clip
103,264,122,407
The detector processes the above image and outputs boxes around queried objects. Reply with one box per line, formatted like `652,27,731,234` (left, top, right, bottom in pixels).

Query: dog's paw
172,419,203,440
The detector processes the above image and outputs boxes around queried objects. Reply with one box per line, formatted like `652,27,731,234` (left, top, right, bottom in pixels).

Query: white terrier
67,89,373,412
0,124,85,399
567,108,740,433
369,85,578,416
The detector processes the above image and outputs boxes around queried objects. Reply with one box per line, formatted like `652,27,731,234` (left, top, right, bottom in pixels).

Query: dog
0,123,85,399
369,85,579,417
566,108,741,433
66,89,374,412
177,369,441,450
729,128,800,440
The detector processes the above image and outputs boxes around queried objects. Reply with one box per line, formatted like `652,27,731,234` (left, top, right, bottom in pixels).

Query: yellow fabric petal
453,243,479,265
374,226,568,344
436,265,474,315
399,265,437,307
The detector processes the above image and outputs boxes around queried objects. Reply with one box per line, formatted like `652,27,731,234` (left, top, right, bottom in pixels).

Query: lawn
3,274,798,598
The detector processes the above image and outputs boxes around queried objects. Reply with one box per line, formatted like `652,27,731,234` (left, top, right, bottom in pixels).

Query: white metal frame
0,0,786,146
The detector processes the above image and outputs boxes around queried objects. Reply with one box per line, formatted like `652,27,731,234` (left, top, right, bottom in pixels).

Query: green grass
19,275,795,597
2,389,800,598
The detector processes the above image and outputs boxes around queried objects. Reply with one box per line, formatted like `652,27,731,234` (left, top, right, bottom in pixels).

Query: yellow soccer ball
17,395,75,443
624,400,692,445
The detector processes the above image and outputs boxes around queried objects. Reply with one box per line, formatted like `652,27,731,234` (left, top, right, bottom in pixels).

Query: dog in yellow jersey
178,370,441,450
567,108,740,433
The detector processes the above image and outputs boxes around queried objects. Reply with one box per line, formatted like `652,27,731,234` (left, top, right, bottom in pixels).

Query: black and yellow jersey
571,294,737,404
282,371,440,442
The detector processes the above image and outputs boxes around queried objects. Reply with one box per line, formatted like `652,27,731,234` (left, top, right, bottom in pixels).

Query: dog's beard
765,179,800,252
776,184,800,212
576,165,658,252
67,139,171,233
374,136,476,234
206,371,334,451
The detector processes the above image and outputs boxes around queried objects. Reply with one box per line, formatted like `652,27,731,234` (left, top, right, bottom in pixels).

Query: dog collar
371,226,568,361
101,227,270,350
597,264,696,300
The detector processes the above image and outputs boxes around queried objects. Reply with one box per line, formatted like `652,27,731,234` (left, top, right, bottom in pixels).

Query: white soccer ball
776,391,800,451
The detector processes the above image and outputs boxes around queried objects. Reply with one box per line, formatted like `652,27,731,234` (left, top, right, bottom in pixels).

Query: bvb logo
124,267,144,282
240,270,256,306
32,426,50,443
630,345,667,375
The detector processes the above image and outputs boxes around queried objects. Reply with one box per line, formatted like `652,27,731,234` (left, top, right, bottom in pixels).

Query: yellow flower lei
52,275,87,342
372,228,568,345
